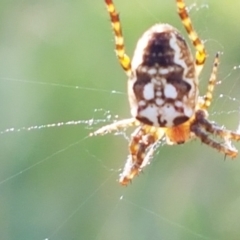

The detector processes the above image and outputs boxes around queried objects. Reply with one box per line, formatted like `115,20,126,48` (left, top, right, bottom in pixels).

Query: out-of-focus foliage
0,1,240,239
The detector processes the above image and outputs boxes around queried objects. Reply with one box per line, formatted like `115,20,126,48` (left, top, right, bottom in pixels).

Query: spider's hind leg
176,0,206,75
105,0,132,77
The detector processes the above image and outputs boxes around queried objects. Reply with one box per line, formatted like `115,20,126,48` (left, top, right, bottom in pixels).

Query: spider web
1,1,240,240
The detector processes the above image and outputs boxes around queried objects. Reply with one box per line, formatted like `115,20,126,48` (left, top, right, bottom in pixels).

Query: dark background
0,0,240,239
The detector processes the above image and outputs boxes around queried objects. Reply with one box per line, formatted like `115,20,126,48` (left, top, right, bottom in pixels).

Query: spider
91,0,240,185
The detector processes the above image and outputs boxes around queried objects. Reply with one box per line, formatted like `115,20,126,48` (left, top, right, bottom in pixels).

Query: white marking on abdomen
164,84,177,99
143,83,154,100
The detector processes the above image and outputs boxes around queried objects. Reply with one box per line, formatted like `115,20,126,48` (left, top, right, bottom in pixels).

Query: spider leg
191,123,238,158
191,110,240,158
105,0,132,77
195,110,240,141
119,125,165,185
176,0,206,76
200,52,220,110
90,118,139,136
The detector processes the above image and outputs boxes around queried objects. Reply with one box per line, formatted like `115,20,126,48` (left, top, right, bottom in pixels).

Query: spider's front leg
191,110,240,158
119,125,165,185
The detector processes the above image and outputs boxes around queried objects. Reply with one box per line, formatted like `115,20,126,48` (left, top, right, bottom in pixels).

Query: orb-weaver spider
91,0,240,185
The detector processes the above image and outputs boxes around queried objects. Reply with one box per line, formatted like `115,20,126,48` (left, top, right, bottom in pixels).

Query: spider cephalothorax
91,0,240,185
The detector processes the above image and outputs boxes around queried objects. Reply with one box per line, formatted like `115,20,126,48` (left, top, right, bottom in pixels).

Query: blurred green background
0,0,240,239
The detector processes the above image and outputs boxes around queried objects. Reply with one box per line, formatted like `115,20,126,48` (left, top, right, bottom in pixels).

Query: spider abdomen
128,24,198,127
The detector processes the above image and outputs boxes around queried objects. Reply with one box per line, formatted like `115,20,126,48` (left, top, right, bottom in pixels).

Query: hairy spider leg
119,125,165,185
176,0,206,76
90,118,139,136
201,52,220,110
105,0,132,77
191,110,240,158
